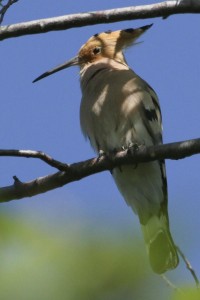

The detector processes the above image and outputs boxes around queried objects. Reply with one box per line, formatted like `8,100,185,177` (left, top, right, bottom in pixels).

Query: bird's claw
125,143,140,155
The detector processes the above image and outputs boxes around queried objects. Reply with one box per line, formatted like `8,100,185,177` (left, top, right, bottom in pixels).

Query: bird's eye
92,47,101,55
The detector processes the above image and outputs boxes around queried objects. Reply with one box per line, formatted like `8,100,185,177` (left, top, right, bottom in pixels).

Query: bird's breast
80,62,148,153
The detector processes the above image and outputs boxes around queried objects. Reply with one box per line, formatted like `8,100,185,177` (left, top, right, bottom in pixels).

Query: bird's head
78,24,153,67
33,24,152,83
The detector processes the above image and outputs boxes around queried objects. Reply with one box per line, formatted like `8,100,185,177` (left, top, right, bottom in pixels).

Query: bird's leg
125,142,140,169
124,142,146,169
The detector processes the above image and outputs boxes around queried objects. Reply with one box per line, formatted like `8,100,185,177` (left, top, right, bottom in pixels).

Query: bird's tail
141,215,179,274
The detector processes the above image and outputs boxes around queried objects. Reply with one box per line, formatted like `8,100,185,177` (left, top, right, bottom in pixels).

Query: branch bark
0,1,200,41
0,137,200,203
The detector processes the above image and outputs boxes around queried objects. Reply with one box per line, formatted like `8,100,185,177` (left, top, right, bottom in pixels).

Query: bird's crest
78,24,153,66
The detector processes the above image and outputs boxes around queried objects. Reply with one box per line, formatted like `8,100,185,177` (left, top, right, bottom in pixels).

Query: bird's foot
98,149,106,157
120,143,141,169
98,148,117,161
126,142,140,155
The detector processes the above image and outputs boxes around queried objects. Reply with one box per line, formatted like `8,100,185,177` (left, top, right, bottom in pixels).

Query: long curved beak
33,56,79,83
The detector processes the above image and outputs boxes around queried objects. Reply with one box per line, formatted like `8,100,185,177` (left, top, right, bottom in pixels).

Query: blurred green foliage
172,288,200,300
0,211,197,300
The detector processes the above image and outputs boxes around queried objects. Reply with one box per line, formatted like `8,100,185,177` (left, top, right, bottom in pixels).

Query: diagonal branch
0,1,200,41
0,137,200,203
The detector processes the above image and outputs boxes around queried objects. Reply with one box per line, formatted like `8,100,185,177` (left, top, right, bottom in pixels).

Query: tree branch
0,149,69,171
0,137,200,203
0,1,200,41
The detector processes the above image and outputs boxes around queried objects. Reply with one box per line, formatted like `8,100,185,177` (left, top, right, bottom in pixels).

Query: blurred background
1,0,200,299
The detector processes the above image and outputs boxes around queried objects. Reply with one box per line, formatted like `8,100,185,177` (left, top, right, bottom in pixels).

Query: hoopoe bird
33,24,179,274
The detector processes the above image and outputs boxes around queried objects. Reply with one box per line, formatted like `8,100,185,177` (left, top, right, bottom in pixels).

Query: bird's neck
80,58,129,90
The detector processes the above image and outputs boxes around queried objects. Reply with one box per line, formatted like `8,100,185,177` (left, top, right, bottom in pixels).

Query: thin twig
0,0,19,24
0,149,69,171
176,246,200,288
161,274,183,293
0,1,200,41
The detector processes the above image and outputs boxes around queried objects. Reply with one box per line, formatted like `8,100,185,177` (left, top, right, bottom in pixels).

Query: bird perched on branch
33,24,179,274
